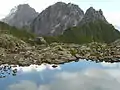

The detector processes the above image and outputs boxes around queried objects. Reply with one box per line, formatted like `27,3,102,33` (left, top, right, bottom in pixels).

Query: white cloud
8,68,120,90
8,80,38,90
104,11,120,27
38,69,120,90
115,25,120,30
100,62,119,68
12,64,61,73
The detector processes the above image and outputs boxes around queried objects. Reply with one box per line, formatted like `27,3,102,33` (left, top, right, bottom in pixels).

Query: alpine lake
1,59,120,90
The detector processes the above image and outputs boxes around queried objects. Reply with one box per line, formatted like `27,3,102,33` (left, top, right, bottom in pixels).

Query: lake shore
0,41,120,66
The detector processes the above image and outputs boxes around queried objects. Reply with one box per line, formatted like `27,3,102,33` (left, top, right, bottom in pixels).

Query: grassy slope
0,21,36,42
0,20,120,45
45,20,120,44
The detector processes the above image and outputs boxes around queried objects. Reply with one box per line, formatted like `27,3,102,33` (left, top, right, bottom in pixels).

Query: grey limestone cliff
80,7,108,25
31,2,84,35
2,4,39,28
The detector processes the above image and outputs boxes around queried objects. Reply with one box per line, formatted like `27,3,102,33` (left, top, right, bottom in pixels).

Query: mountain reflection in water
1,60,120,90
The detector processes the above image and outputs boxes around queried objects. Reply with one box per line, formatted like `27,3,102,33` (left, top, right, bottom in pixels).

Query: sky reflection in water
1,60,120,90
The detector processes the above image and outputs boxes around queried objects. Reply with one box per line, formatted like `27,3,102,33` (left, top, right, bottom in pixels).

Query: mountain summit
2,2,118,40
80,7,108,25
43,5,120,44
31,3,109,36
2,4,39,28
31,2,84,35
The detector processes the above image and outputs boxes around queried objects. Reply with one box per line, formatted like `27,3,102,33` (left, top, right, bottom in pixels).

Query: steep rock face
31,2,84,36
44,7,120,44
80,7,108,25
2,4,39,28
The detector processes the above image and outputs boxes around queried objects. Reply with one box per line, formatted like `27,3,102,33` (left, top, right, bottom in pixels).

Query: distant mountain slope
31,2,84,35
44,6,120,44
1,2,120,44
45,20,120,44
2,4,38,28
0,21,35,42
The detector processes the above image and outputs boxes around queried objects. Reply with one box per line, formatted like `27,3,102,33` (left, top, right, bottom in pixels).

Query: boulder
34,37,47,44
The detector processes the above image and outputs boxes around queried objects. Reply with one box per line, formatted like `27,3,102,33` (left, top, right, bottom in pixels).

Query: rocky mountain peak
2,4,39,28
87,7,95,12
54,2,66,5
2,2,111,36
17,4,30,9
80,7,108,24
31,2,84,36
99,9,103,15
16,4,34,12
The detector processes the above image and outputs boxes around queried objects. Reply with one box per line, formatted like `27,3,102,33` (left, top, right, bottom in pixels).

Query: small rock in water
52,65,58,68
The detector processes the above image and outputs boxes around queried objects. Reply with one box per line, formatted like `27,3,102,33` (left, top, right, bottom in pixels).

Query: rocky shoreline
0,35,120,66
1,40,120,78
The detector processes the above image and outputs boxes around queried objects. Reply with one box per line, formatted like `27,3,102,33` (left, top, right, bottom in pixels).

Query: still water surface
1,60,120,90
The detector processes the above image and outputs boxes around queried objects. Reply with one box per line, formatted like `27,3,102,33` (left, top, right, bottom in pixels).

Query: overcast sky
0,0,120,27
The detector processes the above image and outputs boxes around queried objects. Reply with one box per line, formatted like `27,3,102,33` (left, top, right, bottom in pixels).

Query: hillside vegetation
45,21,120,44
0,22,36,42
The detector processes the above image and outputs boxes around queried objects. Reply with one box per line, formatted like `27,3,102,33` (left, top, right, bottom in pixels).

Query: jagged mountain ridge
2,2,119,39
31,2,84,35
31,2,109,36
2,4,39,28
79,7,108,25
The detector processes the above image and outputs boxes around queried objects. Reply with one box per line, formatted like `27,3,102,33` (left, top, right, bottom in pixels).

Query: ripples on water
1,60,120,90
